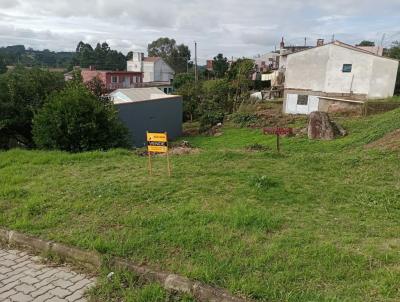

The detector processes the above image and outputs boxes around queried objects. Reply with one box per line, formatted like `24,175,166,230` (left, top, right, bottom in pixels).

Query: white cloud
0,0,399,63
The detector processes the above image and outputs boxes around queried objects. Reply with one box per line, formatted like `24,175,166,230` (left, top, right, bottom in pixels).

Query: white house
283,41,399,115
127,52,175,83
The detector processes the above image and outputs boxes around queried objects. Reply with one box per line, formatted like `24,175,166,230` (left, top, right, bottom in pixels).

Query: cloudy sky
1,0,400,63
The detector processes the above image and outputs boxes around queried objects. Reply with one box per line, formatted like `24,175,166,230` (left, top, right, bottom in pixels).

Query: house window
342,64,352,73
111,76,118,83
297,95,308,105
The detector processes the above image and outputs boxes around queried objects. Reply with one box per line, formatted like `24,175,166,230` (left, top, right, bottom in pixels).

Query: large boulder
308,111,346,140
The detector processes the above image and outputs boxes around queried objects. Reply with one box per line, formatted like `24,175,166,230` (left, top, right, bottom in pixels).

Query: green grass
88,269,194,302
1,109,400,301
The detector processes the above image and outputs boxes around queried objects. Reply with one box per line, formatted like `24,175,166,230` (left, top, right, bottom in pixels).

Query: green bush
231,112,259,127
32,85,130,152
0,67,65,148
199,110,224,132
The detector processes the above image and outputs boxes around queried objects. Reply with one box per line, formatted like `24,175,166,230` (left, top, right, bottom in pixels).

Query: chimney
280,37,285,49
89,65,96,71
317,39,324,47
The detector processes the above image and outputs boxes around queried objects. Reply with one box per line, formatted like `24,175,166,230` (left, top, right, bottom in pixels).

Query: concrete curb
0,228,250,302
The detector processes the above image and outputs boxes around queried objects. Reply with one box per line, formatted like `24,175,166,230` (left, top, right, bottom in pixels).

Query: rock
332,121,347,137
307,111,339,140
295,127,308,137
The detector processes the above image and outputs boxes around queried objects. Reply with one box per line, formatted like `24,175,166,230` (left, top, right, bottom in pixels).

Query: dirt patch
168,146,200,155
365,129,400,151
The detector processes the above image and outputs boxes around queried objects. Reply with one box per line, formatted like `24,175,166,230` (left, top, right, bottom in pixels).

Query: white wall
127,52,143,72
324,45,373,95
285,94,319,114
143,62,155,82
285,46,330,92
369,56,399,98
141,59,174,83
154,60,174,82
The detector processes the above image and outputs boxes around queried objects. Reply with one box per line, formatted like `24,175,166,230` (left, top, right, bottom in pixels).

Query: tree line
0,38,193,74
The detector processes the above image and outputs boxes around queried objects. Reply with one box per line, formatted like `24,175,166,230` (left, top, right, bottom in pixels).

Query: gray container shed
110,88,182,147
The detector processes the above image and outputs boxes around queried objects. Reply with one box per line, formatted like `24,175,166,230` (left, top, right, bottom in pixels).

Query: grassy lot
1,109,400,301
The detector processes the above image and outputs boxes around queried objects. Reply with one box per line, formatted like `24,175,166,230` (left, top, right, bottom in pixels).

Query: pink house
81,67,143,91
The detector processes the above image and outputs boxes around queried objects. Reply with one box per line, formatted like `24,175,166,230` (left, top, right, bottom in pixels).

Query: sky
1,0,400,64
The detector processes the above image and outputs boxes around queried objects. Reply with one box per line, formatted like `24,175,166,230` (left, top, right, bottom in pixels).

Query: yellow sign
148,144,168,153
146,131,171,176
147,132,168,154
147,132,167,143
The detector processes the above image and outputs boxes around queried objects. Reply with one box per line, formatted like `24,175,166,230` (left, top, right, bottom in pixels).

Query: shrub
231,112,259,127
32,85,130,152
0,67,65,148
199,111,225,133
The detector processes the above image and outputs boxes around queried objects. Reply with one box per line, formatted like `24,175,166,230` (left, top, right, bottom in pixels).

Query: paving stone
1,247,95,302
52,279,74,289
30,284,55,298
14,283,36,295
31,292,54,302
9,292,33,302
2,259,16,267
0,289,17,300
49,287,72,299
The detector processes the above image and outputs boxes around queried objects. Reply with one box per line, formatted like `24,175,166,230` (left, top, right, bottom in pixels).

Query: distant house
254,52,279,73
81,67,143,91
283,40,399,115
127,52,174,83
355,45,384,56
110,87,182,147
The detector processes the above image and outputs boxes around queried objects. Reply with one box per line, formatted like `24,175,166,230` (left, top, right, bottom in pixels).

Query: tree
227,58,255,108
212,54,229,78
202,79,233,112
32,85,130,152
148,37,191,73
358,40,375,47
85,75,108,98
173,73,195,90
0,56,7,74
0,67,65,148
176,80,201,122
126,51,133,61
74,41,127,71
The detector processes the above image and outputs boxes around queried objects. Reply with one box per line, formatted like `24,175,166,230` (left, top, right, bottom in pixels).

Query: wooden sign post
263,127,293,153
146,132,171,176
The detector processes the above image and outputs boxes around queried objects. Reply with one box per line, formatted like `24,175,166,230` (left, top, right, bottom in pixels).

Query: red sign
263,127,293,136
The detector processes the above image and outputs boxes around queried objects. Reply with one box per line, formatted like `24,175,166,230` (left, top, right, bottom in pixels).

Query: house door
285,94,297,114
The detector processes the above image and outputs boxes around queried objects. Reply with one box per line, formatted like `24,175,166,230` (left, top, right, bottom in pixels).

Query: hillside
1,109,400,301
0,45,75,69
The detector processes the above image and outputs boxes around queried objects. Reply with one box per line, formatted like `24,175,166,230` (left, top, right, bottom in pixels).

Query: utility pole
304,37,307,46
194,41,198,82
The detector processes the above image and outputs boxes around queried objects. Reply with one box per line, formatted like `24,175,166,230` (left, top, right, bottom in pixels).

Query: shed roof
288,40,399,62
110,87,175,104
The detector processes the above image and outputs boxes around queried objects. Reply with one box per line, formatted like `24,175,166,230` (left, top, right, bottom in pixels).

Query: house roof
143,57,161,62
110,87,175,104
288,40,399,62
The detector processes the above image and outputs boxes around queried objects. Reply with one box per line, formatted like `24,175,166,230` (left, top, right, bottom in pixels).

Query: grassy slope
1,109,400,301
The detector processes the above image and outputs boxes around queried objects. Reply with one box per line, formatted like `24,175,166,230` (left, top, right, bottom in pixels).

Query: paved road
0,247,96,302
